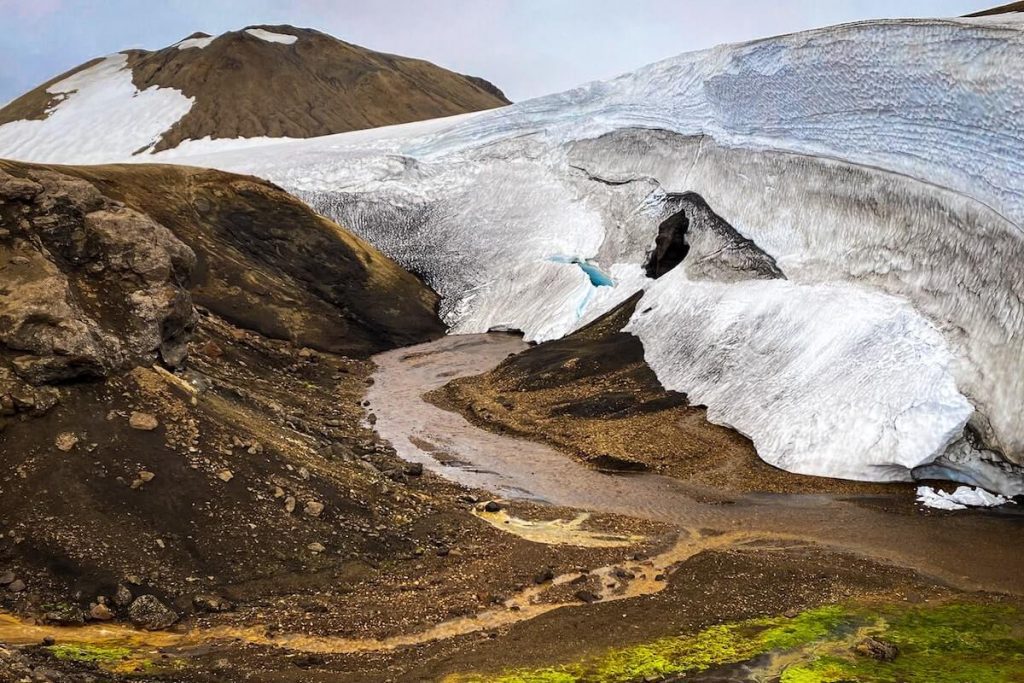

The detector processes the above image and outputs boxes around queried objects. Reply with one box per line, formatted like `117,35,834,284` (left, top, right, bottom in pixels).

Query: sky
0,0,1006,105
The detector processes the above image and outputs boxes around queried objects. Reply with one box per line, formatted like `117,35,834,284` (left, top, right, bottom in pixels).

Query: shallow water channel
367,333,1024,595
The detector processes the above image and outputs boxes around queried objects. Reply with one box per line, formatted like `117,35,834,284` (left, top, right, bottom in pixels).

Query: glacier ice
916,485,1011,511
4,17,1024,491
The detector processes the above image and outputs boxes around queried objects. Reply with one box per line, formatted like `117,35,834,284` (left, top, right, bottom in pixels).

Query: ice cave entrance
646,206,690,278
548,255,614,287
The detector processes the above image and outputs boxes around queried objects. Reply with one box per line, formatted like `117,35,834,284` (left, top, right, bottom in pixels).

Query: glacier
6,17,1024,492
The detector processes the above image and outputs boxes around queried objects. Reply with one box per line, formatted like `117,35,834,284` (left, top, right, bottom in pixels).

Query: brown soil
0,25,510,154
432,294,910,496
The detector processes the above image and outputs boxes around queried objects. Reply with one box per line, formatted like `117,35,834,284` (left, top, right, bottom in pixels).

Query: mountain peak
0,26,510,163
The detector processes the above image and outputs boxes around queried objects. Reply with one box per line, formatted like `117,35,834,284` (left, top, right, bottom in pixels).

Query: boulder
0,168,199,385
127,594,178,630
54,432,78,452
44,604,85,626
0,170,42,201
192,594,234,613
854,636,899,662
129,412,159,431
89,603,114,621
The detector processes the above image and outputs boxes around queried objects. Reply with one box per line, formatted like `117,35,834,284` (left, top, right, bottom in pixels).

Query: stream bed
367,333,1024,596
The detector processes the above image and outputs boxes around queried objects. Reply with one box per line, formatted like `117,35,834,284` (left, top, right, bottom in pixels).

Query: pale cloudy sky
0,0,1003,105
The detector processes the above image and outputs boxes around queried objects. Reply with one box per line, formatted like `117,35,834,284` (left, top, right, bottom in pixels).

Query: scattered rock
533,568,555,584
192,594,234,613
0,572,14,586
128,595,178,630
113,584,133,607
612,567,636,581
138,471,155,482
404,462,424,477
574,590,600,604
854,636,900,662
129,412,159,431
54,432,78,452
7,579,25,593
44,604,85,625
483,501,502,513
308,542,326,553
89,603,114,620
217,469,234,482
304,500,324,517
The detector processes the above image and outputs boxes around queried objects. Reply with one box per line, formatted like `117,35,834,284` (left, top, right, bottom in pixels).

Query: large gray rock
0,167,198,384
127,594,178,630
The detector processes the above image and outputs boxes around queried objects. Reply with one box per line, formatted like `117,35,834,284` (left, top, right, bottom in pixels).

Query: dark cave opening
645,206,690,279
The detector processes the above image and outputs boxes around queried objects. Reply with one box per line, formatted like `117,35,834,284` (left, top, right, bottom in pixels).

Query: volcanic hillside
0,25,509,163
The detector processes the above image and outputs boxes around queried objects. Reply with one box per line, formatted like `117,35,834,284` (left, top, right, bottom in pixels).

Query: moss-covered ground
446,602,1024,682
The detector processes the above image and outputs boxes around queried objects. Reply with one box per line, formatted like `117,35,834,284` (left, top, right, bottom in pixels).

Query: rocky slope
0,160,459,655
0,25,509,163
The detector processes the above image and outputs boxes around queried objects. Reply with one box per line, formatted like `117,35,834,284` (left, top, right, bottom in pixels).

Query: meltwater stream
367,334,1024,596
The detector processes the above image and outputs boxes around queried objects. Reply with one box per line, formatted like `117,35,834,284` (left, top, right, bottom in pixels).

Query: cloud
0,0,63,21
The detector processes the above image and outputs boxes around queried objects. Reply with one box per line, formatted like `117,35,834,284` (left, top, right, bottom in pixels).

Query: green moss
48,643,132,665
781,604,1024,683
450,603,1024,683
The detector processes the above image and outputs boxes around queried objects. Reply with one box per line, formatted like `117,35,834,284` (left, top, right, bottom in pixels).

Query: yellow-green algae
46,642,164,674
48,643,133,665
447,602,1024,682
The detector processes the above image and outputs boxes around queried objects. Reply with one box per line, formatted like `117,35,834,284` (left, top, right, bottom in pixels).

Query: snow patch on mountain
245,28,298,45
176,35,216,50
0,53,193,164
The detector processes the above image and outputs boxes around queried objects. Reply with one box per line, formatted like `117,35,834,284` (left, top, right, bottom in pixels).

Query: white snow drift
3,17,1023,492
0,54,193,164
244,28,298,45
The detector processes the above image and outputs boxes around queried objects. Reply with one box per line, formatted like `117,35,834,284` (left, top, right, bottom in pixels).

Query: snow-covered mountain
0,25,509,164
4,15,1023,493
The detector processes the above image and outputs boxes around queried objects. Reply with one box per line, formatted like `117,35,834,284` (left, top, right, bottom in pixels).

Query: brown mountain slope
51,162,446,355
965,2,1024,16
0,24,510,153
